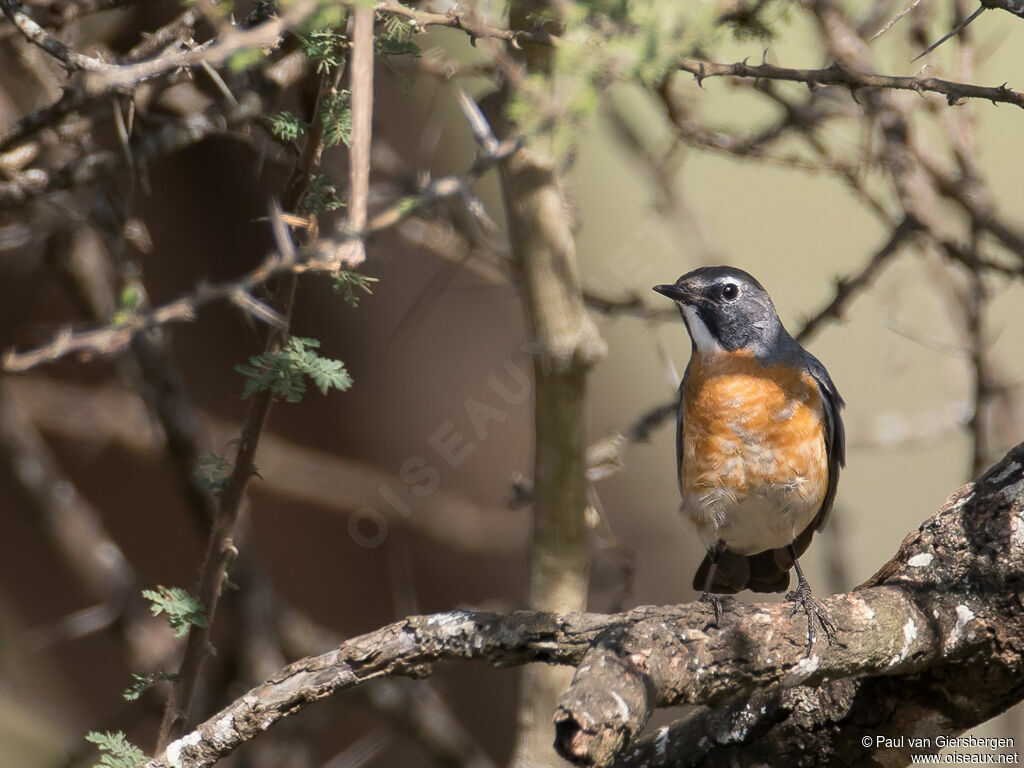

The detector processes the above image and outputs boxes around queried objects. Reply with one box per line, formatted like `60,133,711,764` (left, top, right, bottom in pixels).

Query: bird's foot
699,592,733,627
785,580,837,653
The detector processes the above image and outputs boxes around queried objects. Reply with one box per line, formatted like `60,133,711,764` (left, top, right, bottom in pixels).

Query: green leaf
321,90,352,148
265,110,306,142
377,14,421,59
85,731,149,768
194,452,232,492
235,336,352,403
303,173,346,214
141,586,209,638
331,270,378,308
122,670,174,702
298,25,347,73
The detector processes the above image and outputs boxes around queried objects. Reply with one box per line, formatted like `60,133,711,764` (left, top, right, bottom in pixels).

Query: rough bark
498,1,607,766
145,443,1024,768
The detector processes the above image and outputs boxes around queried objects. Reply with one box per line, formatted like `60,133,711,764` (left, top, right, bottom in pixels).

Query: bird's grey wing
802,352,846,532
675,365,689,494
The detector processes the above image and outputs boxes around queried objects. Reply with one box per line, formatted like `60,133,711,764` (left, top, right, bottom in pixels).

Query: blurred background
1,0,1023,765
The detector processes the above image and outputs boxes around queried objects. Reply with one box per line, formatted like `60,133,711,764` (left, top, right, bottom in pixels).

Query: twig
870,0,924,39
375,0,553,47
0,0,107,71
79,0,319,96
337,4,374,267
795,216,922,343
0,92,264,213
911,3,986,61
676,57,1024,110
3,139,521,372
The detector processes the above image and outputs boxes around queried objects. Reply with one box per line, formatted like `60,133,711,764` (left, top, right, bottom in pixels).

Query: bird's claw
785,580,837,653
699,592,733,627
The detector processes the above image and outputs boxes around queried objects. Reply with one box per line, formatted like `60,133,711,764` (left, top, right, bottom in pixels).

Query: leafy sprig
322,90,352,148
122,670,174,702
265,110,306,142
194,452,232,492
141,586,209,638
85,731,148,768
332,271,378,308
235,336,352,403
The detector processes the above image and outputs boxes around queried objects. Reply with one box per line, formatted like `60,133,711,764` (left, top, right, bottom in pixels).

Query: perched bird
653,266,845,647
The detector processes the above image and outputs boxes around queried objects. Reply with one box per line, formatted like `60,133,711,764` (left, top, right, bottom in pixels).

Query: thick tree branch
143,442,1024,768
497,1,607,764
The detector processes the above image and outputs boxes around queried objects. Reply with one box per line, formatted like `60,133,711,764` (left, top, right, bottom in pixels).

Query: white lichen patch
782,653,819,685
211,714,236,746
655,725,669,757
1002,478,1024,505
849,595,876,622
889,619,917,666
610,690,630,721
946,604,976,650
908,553,933,568
990,462,1021,485
165,731,202,767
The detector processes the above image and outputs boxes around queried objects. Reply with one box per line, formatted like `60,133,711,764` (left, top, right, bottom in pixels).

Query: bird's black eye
721,283,740,301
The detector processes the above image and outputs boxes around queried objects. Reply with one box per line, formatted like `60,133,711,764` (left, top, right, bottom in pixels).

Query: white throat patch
682,305,720,355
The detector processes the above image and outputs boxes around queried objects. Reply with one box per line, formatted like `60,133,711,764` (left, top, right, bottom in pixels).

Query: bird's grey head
652,266,788,358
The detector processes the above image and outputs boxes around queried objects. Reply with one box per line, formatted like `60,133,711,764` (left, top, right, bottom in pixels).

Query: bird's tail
692,547,792,594
693,520,821,594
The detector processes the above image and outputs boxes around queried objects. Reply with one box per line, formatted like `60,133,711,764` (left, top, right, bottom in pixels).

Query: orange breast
680,351,827,503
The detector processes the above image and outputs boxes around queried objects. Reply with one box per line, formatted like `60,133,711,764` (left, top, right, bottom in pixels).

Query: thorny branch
675,57,1024,110
1,137,521,372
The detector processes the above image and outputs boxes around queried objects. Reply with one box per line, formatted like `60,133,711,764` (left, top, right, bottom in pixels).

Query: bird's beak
653,283,697,303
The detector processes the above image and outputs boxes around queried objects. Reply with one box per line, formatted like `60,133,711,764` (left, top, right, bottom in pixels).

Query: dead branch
140,442,1024,768
676,56,1024,109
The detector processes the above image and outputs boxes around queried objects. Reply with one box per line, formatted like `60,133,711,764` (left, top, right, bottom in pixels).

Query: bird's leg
785,546,837,652
698,543,731,626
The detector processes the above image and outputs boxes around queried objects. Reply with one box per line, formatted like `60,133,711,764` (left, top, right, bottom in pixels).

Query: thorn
911,4,987,62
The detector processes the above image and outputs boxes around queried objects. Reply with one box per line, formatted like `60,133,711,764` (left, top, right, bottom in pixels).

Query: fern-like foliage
299,25,347,73
122,670,174,702
322,90,352,148
235,336,352,403
141,586,209,638
85,731,148,768
194,452,232,491
377,14,421,59
265,110,306,142
303,173,346,214
332,270,378,308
